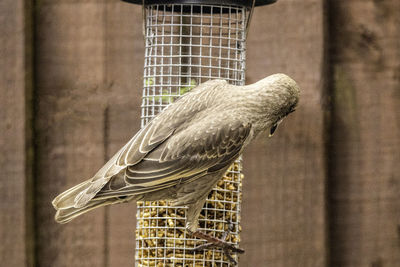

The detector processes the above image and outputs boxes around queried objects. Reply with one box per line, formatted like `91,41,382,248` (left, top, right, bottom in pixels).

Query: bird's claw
192,220,244,265
224,247,239,265
193,241,244,254
193,242,215,251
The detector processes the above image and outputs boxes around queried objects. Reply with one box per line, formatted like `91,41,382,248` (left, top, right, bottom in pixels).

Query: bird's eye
269,123,278,137
284,106,296,117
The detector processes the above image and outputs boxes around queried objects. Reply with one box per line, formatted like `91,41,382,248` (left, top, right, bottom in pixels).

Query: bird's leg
221,219,234,240
191,220,244,265
193,219,234,251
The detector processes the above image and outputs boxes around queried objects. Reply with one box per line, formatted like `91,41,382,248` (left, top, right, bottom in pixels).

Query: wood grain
242,0,326,266
328,0,400,266
34,2,107,266
0,0,32,266
34,1,143,266
103,2,143,266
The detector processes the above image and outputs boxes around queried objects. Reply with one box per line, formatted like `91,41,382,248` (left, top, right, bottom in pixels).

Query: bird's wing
73,80,228,207
95,114,252,199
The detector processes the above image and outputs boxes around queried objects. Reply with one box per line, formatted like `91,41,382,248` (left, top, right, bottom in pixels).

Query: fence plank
328,0,400,266
242,0,326,266
34,2,108,266
103,2,143,266
0,0,32,266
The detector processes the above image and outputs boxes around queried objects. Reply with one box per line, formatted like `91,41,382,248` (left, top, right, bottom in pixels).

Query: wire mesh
136,4,249,266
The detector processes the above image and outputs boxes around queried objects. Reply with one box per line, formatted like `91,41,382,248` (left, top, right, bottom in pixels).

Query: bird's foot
191,221,244,265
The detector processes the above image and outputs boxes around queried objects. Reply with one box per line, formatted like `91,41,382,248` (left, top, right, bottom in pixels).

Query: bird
52,73,300,261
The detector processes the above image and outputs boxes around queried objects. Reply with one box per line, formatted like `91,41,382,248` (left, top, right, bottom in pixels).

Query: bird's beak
269,119,283,137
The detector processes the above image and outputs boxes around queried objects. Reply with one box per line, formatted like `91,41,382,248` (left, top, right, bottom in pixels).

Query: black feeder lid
122,0,277,7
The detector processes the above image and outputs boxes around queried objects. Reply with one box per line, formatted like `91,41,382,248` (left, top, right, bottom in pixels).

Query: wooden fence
1,0,399,266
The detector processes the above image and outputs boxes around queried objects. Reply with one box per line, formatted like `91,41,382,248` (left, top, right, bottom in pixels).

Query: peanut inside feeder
136,162,243,266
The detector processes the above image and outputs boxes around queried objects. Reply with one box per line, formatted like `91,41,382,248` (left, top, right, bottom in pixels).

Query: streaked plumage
52,73,300,232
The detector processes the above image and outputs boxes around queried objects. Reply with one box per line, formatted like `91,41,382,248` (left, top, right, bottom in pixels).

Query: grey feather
52,73,300,231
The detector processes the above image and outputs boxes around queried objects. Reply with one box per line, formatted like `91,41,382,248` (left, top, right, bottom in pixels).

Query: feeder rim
122,0,278,7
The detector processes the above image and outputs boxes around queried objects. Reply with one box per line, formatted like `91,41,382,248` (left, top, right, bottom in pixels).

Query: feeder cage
123,0,277,266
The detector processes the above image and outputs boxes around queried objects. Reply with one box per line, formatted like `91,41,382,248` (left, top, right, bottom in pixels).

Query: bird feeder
122,0,277,266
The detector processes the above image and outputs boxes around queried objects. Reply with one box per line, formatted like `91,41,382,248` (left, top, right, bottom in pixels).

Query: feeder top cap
122,0,277,7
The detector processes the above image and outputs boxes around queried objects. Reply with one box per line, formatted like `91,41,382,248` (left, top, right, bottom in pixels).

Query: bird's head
249,73,300,136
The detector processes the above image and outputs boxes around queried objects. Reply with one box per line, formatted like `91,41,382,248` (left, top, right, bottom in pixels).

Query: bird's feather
60,79,231,209
53,73,300,228
95,116,252,200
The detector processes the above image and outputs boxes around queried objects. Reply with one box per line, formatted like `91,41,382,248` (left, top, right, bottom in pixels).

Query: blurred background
1,0,399,266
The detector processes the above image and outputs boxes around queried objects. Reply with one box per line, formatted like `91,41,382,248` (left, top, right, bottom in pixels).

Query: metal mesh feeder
122,0,277,266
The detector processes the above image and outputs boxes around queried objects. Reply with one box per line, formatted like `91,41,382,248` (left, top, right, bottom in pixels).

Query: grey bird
52,73,299,259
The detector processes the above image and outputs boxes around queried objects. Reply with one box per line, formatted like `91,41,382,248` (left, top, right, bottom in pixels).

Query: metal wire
136,4,249,266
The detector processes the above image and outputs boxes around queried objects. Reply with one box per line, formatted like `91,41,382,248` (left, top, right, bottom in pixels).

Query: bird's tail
52,180,130,224
54,198,113,224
